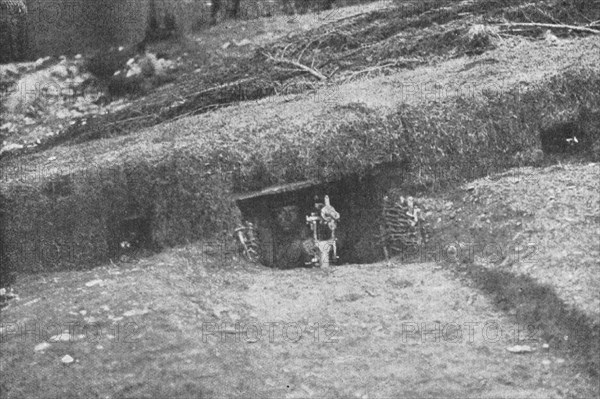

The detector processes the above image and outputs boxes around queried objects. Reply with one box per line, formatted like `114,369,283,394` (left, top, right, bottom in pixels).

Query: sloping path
1,254,596,398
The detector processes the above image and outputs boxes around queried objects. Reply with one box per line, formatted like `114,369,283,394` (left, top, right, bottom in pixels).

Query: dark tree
211,0,241,24
0,0,28,63
228,0,241,18
210,0,222,25
323,0,336,10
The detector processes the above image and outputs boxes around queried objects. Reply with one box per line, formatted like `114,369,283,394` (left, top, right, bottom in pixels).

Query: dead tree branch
262,52,327,81
499,22,600,35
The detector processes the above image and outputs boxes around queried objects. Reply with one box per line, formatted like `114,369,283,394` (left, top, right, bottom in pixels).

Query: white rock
35,56,51,68
50,333,73,342
155,58,174,76
123,308,150,317
125,64,142,78
234,38,252,47
506,345,534,354
0,143,23,154
34,342,51,352
50,64,69,78
221,42,231,50
85,279,103,287
61,354,74,364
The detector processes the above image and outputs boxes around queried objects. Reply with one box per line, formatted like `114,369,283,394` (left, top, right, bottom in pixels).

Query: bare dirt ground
413,162,600,324
2,161,599,398
1,248,597,398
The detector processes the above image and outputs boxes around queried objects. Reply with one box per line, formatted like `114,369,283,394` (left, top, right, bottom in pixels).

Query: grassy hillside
1,0,599,277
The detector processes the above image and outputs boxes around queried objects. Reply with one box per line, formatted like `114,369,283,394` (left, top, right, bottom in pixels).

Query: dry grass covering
18,0,599,154
1,65,599,278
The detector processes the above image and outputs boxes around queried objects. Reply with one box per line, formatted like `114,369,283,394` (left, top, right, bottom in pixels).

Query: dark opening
235,173,388,269
540,122,587,154
108,214,153,258
42,175,73,198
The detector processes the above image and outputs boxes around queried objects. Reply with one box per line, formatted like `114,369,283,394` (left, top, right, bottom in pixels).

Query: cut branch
262,52,327,81
499,22,600,35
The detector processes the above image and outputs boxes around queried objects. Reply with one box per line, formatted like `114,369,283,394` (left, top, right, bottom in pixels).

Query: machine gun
305,195,340,268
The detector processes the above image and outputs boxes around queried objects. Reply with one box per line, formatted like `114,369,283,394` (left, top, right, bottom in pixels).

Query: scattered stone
35,56,52,68
123,308,150,317
542,359,552,366
50,64,69,79
0,122,14,131
67,65,78,76
155,58,174,76
23,298,40,306
34,342,51,352
221,42,231,50
61,354,74,364
85,279,103,287
79,310,87,315
125,64,142,78
234,38,253,47
506,345,534,354
50,333,73,342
